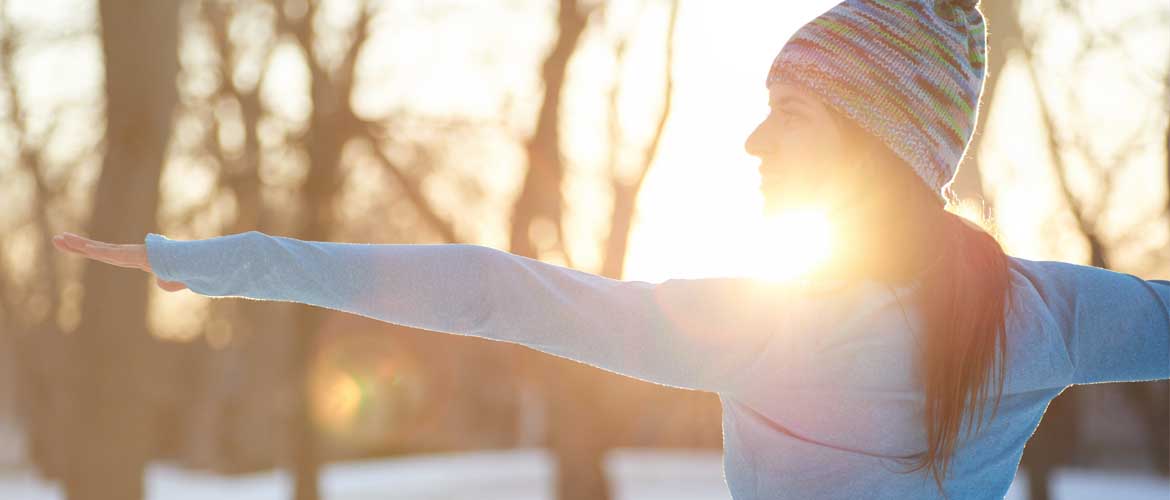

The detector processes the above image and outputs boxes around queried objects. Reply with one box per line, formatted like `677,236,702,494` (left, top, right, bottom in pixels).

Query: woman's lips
758,162,785,179
759,172,784,186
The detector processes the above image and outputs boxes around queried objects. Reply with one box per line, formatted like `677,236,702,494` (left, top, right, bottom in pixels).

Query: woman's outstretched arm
144,230,796,394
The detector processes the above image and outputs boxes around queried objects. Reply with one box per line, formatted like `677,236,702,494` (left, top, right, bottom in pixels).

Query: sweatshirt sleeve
1028,259,1170,385
144,230,793,393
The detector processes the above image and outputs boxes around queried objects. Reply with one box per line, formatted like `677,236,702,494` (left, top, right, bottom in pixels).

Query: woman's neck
810,191,948,286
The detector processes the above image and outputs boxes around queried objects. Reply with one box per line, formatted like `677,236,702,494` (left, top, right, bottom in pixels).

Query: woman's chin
761,192,799,217
761,184,803,213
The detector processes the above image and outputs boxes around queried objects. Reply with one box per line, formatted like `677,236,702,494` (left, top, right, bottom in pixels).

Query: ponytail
896,205,1013,499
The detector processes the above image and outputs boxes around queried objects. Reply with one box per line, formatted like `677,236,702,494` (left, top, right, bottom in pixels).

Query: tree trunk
505,1,606,499
949,0,1021,207
63,1,180,499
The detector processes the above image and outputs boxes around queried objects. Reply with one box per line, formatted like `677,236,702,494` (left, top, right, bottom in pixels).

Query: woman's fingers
52,232,149,271
52,233,128,267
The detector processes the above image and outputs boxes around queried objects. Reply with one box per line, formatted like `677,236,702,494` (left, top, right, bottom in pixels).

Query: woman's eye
777,109,800,123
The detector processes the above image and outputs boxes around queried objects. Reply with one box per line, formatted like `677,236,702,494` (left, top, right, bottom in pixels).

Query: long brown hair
810,108,1014,498
906,193,1012,498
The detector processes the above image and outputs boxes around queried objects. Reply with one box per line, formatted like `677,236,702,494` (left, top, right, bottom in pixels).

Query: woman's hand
51,232,188,292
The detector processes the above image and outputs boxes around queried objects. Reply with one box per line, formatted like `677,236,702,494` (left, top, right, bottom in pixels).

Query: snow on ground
1,448,1167,499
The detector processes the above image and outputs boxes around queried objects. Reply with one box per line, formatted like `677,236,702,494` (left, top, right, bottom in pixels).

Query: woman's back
718,255,1169,499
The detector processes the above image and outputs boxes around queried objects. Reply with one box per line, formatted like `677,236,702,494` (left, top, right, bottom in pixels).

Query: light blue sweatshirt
144,230,1170,499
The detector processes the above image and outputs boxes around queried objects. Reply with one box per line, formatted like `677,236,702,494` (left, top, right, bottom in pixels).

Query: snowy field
1,448,1167,499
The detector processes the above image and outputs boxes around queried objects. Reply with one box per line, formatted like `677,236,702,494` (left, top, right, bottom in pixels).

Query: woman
53,0,1169,498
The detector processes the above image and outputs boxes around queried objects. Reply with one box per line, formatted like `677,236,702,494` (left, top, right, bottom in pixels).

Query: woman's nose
744,121,774,159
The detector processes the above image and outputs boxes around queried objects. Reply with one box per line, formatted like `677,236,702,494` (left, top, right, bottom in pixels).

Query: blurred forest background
0,0,1166,499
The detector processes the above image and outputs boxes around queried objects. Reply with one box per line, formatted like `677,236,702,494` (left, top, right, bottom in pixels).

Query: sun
750,207,835,282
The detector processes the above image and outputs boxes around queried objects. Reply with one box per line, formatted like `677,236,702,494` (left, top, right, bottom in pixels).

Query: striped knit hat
766,0,987,206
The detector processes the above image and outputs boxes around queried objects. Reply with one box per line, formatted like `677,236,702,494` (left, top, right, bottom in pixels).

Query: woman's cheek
803,132,845,169
781,132,823,168
776,128,814,159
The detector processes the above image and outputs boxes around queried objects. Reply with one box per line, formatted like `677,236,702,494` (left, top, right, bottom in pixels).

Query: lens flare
753,206,834,282
315,370,364,432
309,328,452,453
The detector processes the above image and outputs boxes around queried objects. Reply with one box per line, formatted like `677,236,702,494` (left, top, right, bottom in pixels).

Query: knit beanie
766,0,988,206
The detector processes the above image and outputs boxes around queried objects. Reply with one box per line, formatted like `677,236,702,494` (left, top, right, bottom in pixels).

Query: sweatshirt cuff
144,232,180,283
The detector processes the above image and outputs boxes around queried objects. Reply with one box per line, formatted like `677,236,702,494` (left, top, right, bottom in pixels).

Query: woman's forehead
767,81,819,106
768,81,799,94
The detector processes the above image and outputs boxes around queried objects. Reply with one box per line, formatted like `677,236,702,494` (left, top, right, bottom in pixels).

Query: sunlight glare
751,207,834,282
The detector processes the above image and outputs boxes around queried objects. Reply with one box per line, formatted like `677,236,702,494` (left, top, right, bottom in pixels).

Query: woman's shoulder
1003,254,1169,316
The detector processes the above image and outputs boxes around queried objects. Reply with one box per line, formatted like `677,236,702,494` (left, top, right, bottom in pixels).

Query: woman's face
744,82,854,213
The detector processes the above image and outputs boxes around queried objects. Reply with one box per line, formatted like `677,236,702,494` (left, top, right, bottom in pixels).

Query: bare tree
0,0,92,482
503,0,684,498
272,1,378,498
949,0,1024,211
504,0,603,497
1165,63,1170,243
1015,2,1170,498
170,0,293,474
58,1,182,499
